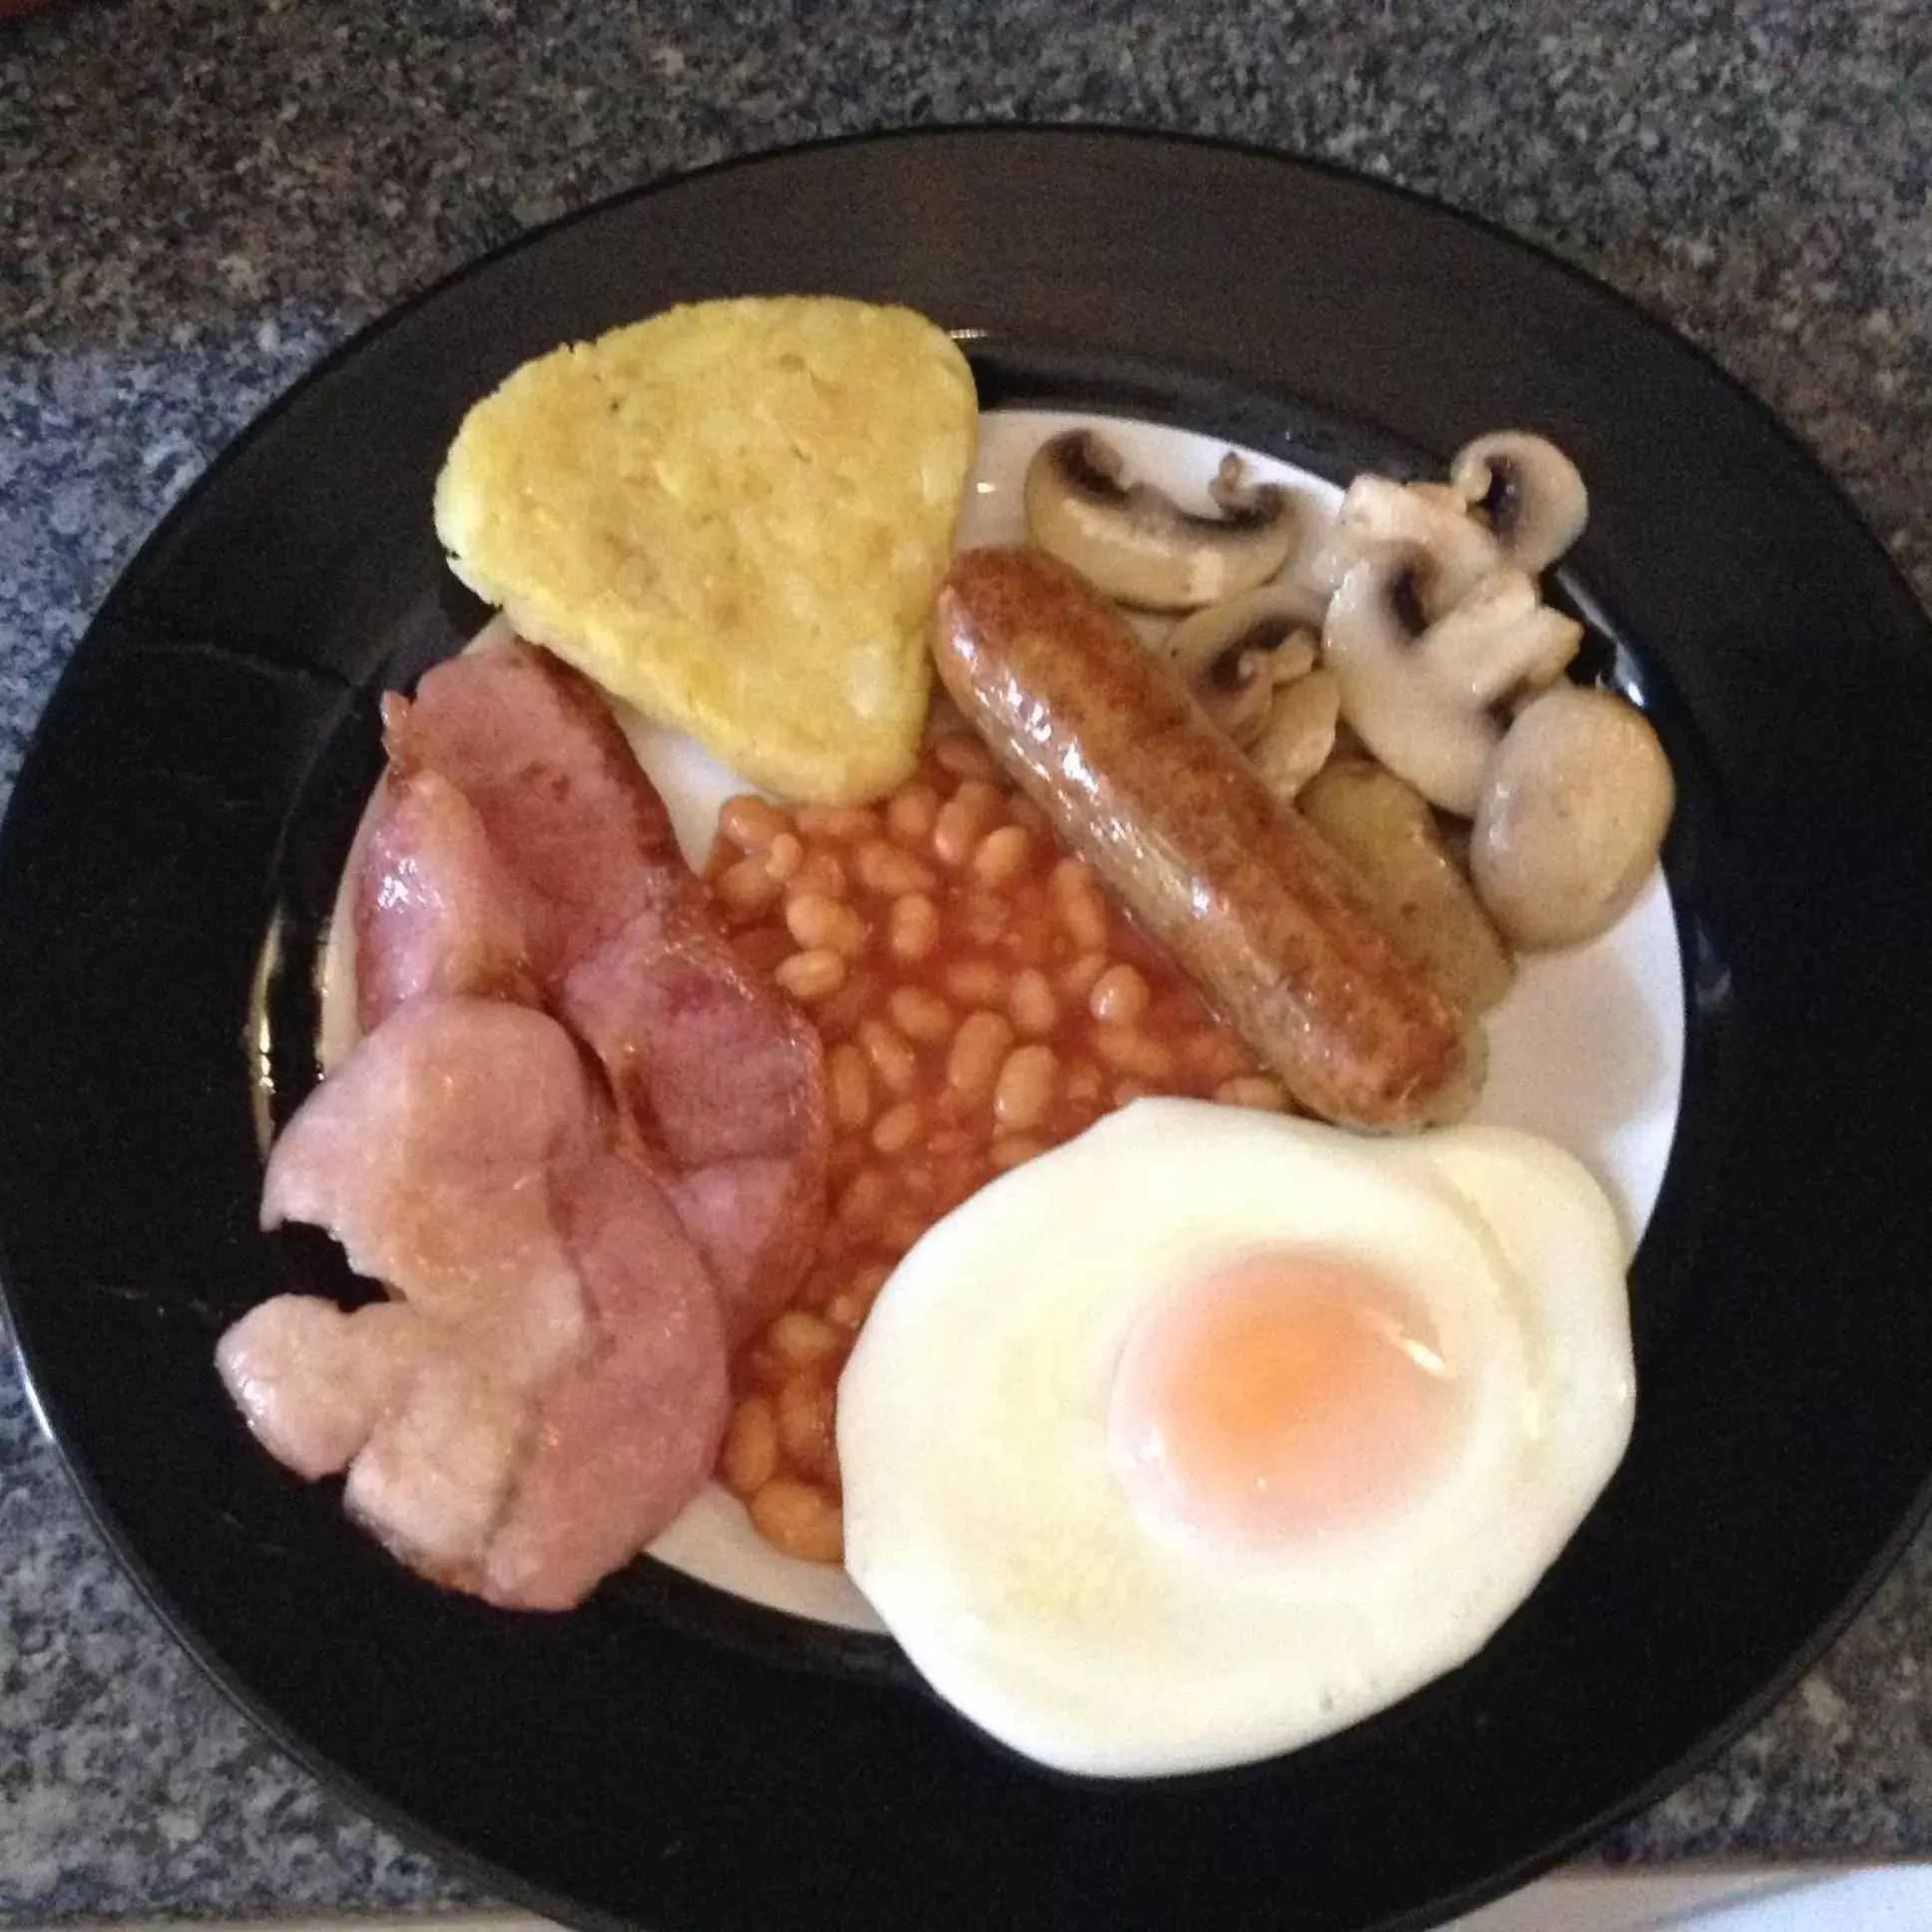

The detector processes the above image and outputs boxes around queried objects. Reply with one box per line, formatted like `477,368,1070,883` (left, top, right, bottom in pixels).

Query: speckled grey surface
3,0,1930,1921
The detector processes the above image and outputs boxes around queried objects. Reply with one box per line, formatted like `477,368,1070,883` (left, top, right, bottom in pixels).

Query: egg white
837,1101,1634,1777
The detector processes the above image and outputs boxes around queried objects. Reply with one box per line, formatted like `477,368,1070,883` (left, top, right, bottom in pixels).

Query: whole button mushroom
1471,687,1675,952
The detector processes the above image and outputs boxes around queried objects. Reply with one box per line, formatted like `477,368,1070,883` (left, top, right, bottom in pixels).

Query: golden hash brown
433,297,978,803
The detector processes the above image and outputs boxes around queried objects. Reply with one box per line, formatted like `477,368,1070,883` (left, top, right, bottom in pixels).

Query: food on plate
1320,549,1583,816
1298,759,1515,1016
1024,427,1298,611
433,297,978,804
358,640,828,1341
227,997,730,1611
223,641,828,1606
233,366,1673,1672
838,1101,1636,1776
1448,429,1591,573
704,733,1288,1559
1471,685,1679,951
931,545,1478,1130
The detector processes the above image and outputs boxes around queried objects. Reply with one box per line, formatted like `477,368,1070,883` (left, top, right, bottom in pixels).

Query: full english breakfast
221,294,1671,1773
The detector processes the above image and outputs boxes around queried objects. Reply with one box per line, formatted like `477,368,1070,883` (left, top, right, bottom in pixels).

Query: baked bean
933,732,999,782
789,849,847,898
1059,884,1110,951
768,1309,841,1367
764,830,804,882
774,948,848,1003
1112,1078,1156,1107
854,838,937,896
880,1204,929,1254
888,892,940,962
962,893,1007,946
1009,967,1058,1037
887,984,953,1043
1048,856,1096,899
991,1136,1045,1171
1065,1061,1105,1108
932,780,1001,867
886,782,941,841
994,1045,1058,1132
717,855,783,916
948,1011,1016,1104
721,1395,779,1498
1093,1026,1176,1081
970,823,1032,887
811,967,881,1043
786,892,868,958
826,1043,872,1130
1059,952,1107,999
825,1261,893,1330
797,804,881,843
824,1137,866,1188
944,958,1008,1007
872,1100,923,1155
719,794,789,852
749,1479,843,1564
838,1168,890,1227
1216,1075,1288,1111
776,1376,838,1482
1089,963,1152,1026
1185,1029,1254,1084
857,1018,919,1096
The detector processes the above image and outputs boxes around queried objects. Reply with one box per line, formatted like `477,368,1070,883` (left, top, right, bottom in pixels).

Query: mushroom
1299,759,1515,1015
1416,567,1582,705
1024,430,1298,612
1450,431,1589,574
1470,686,1675,951
1316,548,1480,813
1160,581,1327,746
1250,669,1341,800
1305,474,1502,617
1322,549,1591,815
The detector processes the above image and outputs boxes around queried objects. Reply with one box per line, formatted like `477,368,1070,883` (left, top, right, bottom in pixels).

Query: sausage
930,547,1478,1130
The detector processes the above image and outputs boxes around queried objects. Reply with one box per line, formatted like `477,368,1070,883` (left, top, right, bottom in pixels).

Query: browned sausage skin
930,547,1479,1130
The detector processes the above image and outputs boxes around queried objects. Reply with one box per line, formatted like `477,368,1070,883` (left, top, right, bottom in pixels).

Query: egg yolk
1108,1252,1461,1553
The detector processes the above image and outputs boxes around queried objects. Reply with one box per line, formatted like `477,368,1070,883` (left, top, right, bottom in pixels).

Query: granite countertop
3,0,1931,1921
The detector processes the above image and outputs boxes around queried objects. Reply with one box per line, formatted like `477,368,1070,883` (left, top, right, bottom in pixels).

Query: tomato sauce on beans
704,732,1286,1562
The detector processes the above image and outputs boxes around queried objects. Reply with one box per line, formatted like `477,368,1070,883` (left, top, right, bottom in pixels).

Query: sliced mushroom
1250,669,1341,800
1321,545,1505,817
1450,431,1589,574
1470,686,1675,951
1305,474,1502,617
1418,568,1582,705
1024,430,1298,612
1160,582,1327,746
1300,759,1516,1015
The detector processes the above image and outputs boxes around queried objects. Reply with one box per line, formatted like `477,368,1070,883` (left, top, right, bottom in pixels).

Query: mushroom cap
1307,474,1503,618
1450,431,1589,575
1321,545,1504,817
1470,686,1675,951
1024,429,1298,613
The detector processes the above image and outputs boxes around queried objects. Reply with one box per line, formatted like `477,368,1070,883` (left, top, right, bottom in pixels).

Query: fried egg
837,1101,1634,1776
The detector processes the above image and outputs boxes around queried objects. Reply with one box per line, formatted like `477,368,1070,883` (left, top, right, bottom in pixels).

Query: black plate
5,128,1932,1932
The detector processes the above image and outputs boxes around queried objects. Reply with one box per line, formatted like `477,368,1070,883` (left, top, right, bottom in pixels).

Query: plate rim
5,122,1931,1932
